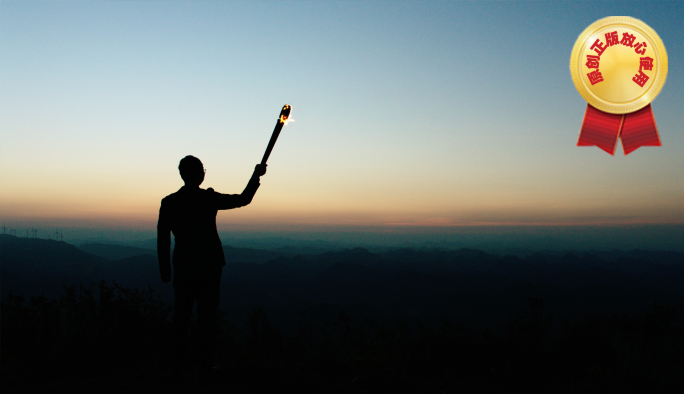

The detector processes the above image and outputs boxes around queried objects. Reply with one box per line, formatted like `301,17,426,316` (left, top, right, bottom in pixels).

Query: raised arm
213,164,267,210
157,202,172,283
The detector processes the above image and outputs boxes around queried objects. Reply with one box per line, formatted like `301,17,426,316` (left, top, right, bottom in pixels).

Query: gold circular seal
570,16,668,114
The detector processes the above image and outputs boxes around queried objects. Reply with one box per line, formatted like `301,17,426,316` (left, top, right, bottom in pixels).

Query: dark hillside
222,244,293,263
1,234,107,299
4,234,684,334
78,243,156,260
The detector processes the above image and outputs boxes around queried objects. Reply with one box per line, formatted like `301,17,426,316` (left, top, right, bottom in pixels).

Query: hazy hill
77,241,294,263
1,234,107,299
79,243,156,260
3,234,684,335
120,236,346,255
223,245,293,263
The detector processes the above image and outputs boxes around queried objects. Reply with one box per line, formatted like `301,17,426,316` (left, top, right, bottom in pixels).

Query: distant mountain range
2,234,683,334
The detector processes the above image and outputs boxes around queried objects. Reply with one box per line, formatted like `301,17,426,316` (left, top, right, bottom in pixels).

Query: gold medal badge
570,16,668,155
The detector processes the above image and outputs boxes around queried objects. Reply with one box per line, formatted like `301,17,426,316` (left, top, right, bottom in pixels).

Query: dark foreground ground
2,235,684,393
2,284,683,393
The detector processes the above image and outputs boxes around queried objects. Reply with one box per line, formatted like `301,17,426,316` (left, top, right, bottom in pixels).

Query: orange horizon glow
3,208,683,230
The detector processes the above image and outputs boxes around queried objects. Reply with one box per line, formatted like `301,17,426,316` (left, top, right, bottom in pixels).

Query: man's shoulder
161,188,184,205
161,187,219,204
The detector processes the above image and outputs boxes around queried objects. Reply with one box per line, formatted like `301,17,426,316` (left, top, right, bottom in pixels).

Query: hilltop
3,234,684,334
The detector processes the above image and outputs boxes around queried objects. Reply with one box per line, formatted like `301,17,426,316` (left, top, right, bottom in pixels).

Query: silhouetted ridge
1,234,103,266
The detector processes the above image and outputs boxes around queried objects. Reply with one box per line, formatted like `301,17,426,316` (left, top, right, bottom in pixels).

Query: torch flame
278,104,293,125
279,115,295,125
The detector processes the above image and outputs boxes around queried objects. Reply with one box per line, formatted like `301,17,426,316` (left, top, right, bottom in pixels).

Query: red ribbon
577,104,660,155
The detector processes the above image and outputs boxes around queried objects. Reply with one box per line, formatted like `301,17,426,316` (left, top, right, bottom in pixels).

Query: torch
260,104,292,165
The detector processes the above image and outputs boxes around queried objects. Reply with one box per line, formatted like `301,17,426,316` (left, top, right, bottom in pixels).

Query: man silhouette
157,155,266,378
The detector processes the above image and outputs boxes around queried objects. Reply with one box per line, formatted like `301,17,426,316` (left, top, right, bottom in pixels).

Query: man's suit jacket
157,177,260,269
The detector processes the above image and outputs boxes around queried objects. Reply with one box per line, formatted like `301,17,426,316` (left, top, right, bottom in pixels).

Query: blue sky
1,1,683,241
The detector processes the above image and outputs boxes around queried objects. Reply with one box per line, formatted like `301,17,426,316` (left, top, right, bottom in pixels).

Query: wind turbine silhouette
1,225,6,234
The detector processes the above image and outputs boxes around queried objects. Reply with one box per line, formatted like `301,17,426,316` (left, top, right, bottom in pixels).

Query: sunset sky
1,1,683,244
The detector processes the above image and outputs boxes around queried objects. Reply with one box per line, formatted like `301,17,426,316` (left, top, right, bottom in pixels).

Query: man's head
179,155,205,187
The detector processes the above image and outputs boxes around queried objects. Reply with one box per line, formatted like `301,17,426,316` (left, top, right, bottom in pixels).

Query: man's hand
254,164,267,177
160,265,171,283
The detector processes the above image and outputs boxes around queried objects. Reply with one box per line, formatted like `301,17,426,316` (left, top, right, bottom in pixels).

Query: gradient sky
1,1,683,234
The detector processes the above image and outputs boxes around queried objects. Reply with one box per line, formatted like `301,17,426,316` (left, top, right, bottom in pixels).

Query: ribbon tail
620,104,661,155
577,104,623,155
